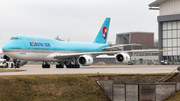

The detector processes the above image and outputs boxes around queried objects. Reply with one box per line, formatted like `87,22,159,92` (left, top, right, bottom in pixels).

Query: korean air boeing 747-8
2,18,164,68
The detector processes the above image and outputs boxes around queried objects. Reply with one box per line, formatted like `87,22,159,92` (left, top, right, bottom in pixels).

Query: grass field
0,73,180,101
0,74,110,101
164,90,180,101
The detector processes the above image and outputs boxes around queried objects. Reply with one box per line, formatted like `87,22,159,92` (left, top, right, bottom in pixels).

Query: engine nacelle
78,55,93,66
19,60,27,66
115,53,130,63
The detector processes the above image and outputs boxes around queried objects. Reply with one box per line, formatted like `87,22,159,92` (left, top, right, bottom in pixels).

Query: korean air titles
29,42,51,47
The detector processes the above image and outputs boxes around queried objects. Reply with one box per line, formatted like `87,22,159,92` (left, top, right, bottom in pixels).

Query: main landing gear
13,59,20,68
42,62,50,68
42,61,80,69
65,62,80,68
56,63,64,68
56,62,80,68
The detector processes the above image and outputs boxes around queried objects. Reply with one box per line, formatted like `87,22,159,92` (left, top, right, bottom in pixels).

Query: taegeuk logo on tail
102,26,107,40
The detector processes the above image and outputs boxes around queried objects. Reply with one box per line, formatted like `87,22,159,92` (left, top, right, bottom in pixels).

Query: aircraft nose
2,45,8,51
3,38,26,51
2,41,11,50
2,39,20,51
2,42,9,54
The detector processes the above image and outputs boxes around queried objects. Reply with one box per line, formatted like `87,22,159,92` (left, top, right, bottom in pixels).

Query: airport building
130,50,159,65
94,32,159,65
94,51,159,65
116,32,154,49
116,32,158,65
149,0,180,64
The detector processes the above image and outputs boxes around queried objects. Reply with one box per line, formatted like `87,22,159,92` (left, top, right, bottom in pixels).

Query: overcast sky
0,0,158,49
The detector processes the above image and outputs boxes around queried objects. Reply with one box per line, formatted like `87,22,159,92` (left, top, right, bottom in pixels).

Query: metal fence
98,81,179,101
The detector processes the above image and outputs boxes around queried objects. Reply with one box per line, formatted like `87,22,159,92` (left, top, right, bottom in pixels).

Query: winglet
93,17,111,44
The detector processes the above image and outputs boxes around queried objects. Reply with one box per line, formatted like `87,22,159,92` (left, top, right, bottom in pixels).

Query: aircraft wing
54,51,119,58
54,49,169,58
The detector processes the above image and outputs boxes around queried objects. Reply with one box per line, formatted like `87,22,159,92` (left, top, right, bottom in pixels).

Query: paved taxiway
0,65,179,75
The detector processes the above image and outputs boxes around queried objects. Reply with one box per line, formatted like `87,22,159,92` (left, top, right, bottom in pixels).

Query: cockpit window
10,37,19,40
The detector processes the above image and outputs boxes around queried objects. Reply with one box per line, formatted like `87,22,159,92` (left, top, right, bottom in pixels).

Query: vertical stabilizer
93,17,111,44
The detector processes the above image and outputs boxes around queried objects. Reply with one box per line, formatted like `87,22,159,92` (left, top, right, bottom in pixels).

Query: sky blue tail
93,17,111,44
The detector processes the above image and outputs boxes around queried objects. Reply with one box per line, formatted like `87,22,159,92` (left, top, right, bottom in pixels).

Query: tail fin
93,17,111,44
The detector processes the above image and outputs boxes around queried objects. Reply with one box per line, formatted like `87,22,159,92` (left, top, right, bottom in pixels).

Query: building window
163,39,168,47
172,21,177,29
178,30,180,38
163,21,179,57
163,56,167,60
168,22,172,30
172,30,177,38
163,31,168,38
168,56,172,62
168,39,172,47
178,21,180,29
173,39,177,47
173,48,178,55
178,56,180,62
163,22,167,30
174,56,178,62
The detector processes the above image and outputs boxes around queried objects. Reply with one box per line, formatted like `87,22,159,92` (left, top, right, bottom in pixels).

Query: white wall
159,0,180,16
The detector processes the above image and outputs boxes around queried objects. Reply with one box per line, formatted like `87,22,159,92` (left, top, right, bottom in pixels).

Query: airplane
2,17,166,68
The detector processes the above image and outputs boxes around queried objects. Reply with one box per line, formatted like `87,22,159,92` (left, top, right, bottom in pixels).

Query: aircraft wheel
66,65,69,68
15,64,20,68
76,64,80,68
66,65,72,68
45,65,47,68
60,64,64,68
17,64,20,68
46,64,50,68
5,63,8,68
72,65,75,68
42,64,46,68
11,63,14,68
42,63,50,68
56,64,64,68
48,64,50,68
56,65,59,68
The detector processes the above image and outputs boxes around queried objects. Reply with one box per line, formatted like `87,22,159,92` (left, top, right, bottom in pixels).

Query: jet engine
19,60,27,66
13,60,27,68
78,55,93,66
115,53,130,63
